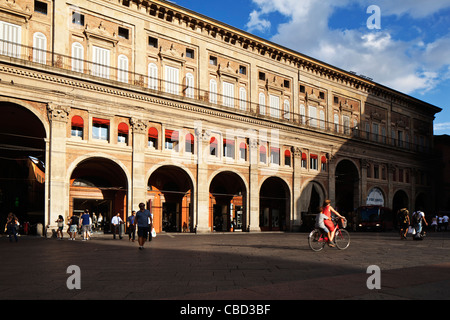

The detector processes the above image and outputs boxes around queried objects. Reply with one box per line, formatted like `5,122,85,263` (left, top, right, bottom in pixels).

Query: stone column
248,136,260,232
47,103,70,228
194,126,211,233
131,118,148,211
292,147,302,231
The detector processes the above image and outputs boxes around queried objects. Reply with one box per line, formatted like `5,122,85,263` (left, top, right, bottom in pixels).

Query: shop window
185,133,194,154
284,150,291,167
148,127,158,148
71,116,84,139
165,129,179,151
92,118,110,141
118,122,129,144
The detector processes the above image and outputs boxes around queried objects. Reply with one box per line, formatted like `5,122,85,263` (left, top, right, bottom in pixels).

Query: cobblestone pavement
1,230,449,301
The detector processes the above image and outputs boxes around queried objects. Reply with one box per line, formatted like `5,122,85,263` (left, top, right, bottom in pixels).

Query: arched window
148,127,158,148
148,63,158,90
209,79,217,104
185,73,194,98
210,137,217,156
284,149,291,166
117,55,129,83
259,93,266,115
71,42,84,72
185,133,194,154
33,32,47,64
239,87,247,111
118,122,129,144
71,116,84,138
283,99,290,120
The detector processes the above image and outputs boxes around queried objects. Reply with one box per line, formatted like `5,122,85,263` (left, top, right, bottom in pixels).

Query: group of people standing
55,203,153,250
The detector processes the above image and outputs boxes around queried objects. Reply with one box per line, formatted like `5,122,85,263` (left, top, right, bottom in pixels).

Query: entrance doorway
148,166,193,233
70,157,128,232
335,159,360,216
0,102,46,230
209,171,246,232
259,177,290,231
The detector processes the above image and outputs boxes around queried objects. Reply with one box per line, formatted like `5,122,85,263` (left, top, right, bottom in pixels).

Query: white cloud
247,0,450,95
246,10,271,33
434,122,450,132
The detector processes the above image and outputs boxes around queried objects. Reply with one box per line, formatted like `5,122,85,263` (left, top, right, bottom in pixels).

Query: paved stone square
1,231,449,301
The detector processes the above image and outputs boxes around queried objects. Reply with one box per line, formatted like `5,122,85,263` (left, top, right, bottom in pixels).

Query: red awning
270,147,280,153
310,154,318,159
210,137,217,145
223,139,235,145
148,127,158,138
93,117,110,125
239,142,247,150
185,133,194,142
321,156,327,163
301,153,307,160
284,150,291,157
260,146,266,153
165,129,179,140
118,122,129,134
71,115,84,127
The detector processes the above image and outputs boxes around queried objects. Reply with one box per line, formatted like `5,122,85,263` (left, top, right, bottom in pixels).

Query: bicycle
308,217,350,251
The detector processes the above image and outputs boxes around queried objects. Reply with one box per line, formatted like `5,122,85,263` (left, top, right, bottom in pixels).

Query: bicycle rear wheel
334,229,350,250
308,229,326,251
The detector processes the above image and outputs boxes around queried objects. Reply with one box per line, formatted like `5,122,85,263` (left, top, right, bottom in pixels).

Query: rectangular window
0,21,21,58
270,148,280,165
92,46,110,79
310,155,318,170
92,118,109,141
223,82,235,108
269,95,280,118
71,126,83,138
148,36,158,48
209,55,217,66
186,48,194,59
34,1,48,15
118,27,129,40
309,106,317,127
259,72,266,81
165,65,179,95
223,139,235,158
72,12,85,26
239,65,246,75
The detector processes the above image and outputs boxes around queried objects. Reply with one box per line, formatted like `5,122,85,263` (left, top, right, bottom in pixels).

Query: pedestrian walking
397,208,410,240
4,212,19,242
68,213,79,240
443,213,449,231
412,209,427,240
134,202,152,250
438,214,443,231
127,210,136,242
80,209,91,241
431,215,438,232
111,213,123,239
55,215,64,240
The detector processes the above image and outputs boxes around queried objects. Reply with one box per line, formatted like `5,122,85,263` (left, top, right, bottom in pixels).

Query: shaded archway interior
260,177,290,231
0,102,46,228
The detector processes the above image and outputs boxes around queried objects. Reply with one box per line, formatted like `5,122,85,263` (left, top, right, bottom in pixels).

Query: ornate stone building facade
0,0,441,233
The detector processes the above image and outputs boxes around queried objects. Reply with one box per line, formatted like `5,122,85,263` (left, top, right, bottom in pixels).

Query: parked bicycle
308,217,350,251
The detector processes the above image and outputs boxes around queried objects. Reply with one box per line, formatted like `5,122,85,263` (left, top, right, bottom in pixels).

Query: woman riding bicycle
322,200,345,243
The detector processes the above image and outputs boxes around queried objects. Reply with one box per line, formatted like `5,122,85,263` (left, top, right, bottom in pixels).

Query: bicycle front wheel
308,229,326,252
334,229,350,250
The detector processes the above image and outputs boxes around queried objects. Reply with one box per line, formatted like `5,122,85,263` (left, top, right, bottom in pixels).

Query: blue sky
168,0,450,135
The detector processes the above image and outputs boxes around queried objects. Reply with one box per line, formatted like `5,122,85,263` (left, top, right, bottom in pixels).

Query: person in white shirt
443,214,449,232
111,213,123,239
